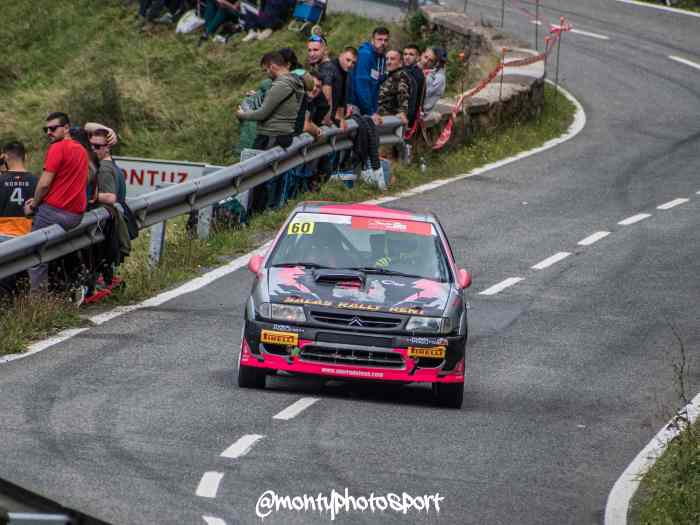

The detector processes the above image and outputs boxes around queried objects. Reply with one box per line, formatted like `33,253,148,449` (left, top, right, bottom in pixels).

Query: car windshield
267,212,452,282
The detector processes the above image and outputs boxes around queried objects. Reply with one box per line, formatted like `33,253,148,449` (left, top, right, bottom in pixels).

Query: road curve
0,1,699,524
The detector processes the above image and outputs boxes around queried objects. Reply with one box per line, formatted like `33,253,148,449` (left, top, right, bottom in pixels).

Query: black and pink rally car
238,202,472,408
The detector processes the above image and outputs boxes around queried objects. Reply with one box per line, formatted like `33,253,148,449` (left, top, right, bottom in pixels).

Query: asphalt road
1,1,699,524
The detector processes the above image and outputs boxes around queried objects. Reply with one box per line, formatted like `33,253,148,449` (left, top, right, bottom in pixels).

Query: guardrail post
149,220,166,268
197,206,212,240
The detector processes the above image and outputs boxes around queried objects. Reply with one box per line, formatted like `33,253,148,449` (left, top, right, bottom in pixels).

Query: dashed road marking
273,398,320,421
202,517,227,525
196,472,224,499
532,252,571,270
657,198,689,210
578,231,611,246
618,213,651,226
669,56,700,72
479,277,524,296
220,434,264,459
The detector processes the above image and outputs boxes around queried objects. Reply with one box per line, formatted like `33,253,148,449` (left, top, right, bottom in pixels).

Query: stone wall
419,6,545,147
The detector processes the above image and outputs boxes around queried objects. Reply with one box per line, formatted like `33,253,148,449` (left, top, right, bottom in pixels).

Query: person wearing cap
24,112,88,291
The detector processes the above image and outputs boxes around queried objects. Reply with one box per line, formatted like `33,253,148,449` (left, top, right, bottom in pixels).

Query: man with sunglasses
89,130,124,206
24,112,88,290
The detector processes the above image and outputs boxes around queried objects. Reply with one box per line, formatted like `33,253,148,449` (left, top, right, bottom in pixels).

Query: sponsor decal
272,324,304,333
407,336,449,345
407,346,446,359
388,306,423,315
283,297,332,307
336,302,381,311
292,212,351,225
351,217,433,236
320,367,385,379
287,221,315,235
261,330,299,346
382,280,406,287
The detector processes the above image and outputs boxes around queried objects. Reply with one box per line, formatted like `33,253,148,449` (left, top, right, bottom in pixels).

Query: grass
630,418,700,524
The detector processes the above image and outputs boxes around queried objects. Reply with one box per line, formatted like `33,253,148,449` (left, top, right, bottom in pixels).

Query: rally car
238,202,472,408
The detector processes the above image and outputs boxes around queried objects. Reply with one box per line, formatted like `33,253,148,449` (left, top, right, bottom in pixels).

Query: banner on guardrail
113,156,223,197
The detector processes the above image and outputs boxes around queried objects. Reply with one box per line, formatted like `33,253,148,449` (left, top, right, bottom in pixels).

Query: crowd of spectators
0,113,132,301
2,9,451,303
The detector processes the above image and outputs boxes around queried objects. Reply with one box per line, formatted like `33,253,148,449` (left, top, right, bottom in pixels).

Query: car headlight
257,302,307,323
406,316,454,334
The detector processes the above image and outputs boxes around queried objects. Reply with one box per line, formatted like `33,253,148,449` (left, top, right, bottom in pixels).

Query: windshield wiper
346,266,424,279
271,262,333,269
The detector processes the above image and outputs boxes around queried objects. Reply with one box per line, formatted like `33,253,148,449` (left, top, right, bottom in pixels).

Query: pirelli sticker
261,330,299,346
407,346,446,359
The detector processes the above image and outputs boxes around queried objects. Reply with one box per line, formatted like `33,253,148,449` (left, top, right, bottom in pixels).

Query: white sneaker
213,35,227,43
257,28,273,40
242,29,259,42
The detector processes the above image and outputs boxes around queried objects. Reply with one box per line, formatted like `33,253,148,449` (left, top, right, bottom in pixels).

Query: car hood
266,267,451,316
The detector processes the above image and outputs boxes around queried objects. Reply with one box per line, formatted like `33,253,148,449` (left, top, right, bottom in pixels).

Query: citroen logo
349,316,364,327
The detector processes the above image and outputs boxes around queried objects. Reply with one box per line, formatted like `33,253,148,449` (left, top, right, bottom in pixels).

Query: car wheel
433,382,464,409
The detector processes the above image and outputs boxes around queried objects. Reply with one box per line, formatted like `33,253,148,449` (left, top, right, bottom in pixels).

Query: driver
372,232,422,272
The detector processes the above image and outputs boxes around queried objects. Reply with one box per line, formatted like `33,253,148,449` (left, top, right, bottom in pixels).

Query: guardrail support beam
149,221,167,268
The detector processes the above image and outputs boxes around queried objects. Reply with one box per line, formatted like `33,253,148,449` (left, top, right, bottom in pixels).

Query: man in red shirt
24,112,88,290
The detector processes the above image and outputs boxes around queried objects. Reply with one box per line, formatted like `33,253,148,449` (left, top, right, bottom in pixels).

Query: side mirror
457,269,471,289
247,255,264,275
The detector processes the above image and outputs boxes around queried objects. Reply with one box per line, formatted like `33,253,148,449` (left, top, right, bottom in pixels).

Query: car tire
433,382,464,409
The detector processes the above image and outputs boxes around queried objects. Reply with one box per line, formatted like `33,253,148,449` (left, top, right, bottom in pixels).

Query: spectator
87,130,130,292
351,27,389,117
374,50,411,127
139,0,186,29
88,131,119,207
402,44,426,128
304,71,330,137
237,51,305,210
200,0,241,44
306,34,330,72
421,47,447,114
319,46,357,128
0,141,37,243
24,112,88,291
68,127,100,204
240,0,294,42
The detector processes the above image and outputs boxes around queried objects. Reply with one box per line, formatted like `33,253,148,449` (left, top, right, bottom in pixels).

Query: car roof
295,202,439,224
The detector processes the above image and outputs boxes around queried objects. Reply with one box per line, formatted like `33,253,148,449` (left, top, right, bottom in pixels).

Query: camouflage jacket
377,68,411,117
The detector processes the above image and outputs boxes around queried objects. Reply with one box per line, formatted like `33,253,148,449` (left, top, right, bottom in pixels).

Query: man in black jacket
402,44,426,128
318,47,357,128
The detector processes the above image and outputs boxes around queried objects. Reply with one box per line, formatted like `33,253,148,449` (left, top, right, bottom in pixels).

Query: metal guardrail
0,117,404,281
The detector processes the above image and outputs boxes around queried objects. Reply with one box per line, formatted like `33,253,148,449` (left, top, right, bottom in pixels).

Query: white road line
531,252,571,270
613,0,700,18
220,434,264,459
0,328,90,365
3,85,586,365
196,472,224,499
669,56,700,72
550,24,610,40
273,397,320,421
202,517,227,525
657,197,690,210
618,213,651,226
578,231,611,246
604,392,700,525
479,277,524,296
